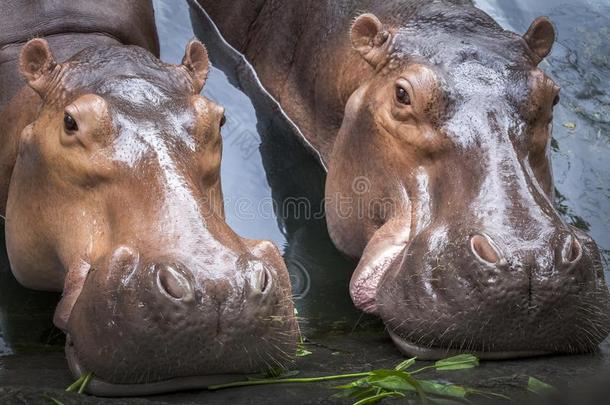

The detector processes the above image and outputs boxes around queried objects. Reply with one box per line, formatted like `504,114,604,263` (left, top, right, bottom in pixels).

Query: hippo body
0,0,160,109
0,0,296,396
195,0,610,358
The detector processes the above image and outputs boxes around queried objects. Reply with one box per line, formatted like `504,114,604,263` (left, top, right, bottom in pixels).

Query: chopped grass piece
65,371,93,394
296,343,313,357
65,374,86,392
78,372,93,394
527,376,556,395
394,357,416,371
434,354,479,371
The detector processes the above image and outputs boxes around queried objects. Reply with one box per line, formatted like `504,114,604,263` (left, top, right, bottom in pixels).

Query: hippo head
5,38,297,394
326,8,610,359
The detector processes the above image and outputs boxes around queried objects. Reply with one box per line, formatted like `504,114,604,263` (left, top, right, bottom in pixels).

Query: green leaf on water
369,369,426,399
434,354,479,371
527,376,556,395
334,370,424,401
420,380,468,398
352,391,405,405
368,373,414,392
334,376,370,390
563,122,576,129
394,357,417,371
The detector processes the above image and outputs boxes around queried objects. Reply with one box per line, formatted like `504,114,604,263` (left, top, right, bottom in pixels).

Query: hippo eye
63,113,78,133
220,113,226,128
395,85,411,105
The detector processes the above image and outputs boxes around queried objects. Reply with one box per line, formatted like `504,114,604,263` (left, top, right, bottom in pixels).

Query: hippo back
0,0,160,110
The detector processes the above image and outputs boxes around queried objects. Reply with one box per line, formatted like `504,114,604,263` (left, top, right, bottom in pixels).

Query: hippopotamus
194,0,610,359
0,0,296,395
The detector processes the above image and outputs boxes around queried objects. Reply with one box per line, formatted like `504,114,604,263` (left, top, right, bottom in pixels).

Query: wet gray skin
194,0,610,359
0,34,296,398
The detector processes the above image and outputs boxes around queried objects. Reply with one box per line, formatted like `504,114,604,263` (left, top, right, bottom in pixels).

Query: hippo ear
19,38,57,95
523,17,555,63
351,13,391,67
181,39,210,94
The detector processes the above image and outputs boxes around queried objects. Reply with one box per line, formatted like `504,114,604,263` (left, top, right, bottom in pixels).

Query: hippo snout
375,224,610,359
63,244,297,387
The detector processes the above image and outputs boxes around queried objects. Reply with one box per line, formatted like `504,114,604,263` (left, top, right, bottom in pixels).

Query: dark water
0,0,608,402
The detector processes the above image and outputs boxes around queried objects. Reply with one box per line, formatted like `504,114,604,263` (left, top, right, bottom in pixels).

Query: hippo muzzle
344,109,610,359
377,221,609,359
63,243,296,394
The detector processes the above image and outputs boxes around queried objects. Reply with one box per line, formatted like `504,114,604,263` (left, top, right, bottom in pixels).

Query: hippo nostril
563,235,582,265
471,234,500,265
156,264,192,301
252,265,273,295
260,267,271,294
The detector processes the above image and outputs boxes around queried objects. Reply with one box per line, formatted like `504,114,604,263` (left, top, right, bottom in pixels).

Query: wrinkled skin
195,0,610,358
0,11,296,396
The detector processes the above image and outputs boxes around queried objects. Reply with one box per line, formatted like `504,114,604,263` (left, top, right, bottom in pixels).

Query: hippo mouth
388,330,552,361
361,223,610,360
65,334,254,396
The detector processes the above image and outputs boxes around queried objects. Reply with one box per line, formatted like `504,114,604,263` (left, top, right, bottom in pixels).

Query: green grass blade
78,372,93,394
296,344,313,357
65,374,85,392
434,354,479,371
208,372,372,390
394,357,417,371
